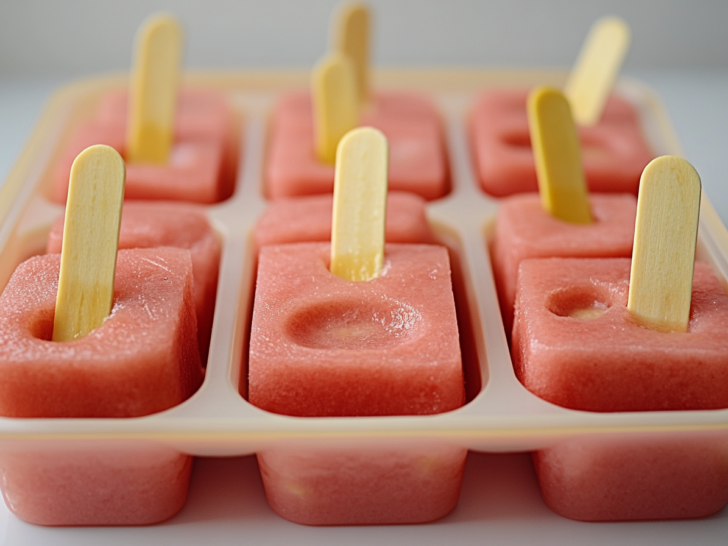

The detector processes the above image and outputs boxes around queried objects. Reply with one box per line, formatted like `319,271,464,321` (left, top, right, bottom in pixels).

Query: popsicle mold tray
1,70,728,516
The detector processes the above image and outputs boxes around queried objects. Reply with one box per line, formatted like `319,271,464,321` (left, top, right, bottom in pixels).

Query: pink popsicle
249,243,463,416
249,242,466,524
258,442,467,526
470,89,654,197
512,257,728,520
47,202,221,362
52,89,238,204
0,247,204,525
491,193,636,334
0,443,193,526
266,90,448,200
254,191,435,248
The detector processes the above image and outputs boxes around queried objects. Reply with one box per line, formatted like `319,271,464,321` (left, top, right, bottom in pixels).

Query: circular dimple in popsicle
286,299,423,350
546,283,612,320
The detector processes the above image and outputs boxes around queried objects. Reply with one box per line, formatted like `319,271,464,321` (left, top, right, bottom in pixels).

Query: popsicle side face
52,89,236,204
254,191,435,248
470,89,654,197
0,445,193,526
511,258,728,412
257,443,467,525
0,247,204,418
491,193,636,335
533,435,728,522
47,202,221,362
266,90,448,201
248,243,464,417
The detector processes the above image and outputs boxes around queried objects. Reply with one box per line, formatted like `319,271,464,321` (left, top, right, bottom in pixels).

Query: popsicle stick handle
332,2,370,104
126,14,183,164
564,16,630,126
331,127,388,282
628,156,701,333
312,52,359,165
53,145,126,342
528,86,592,224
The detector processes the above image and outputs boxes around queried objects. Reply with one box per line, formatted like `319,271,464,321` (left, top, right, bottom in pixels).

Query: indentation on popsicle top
285,298,423,351
546,283,612,320
26,312,54,342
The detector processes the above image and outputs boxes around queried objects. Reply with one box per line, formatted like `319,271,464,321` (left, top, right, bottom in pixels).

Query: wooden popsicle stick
312,52,359,165
126,14,183,164
331,127,388,282
528,86,592,224
628,156,701,333
53,145,126,342
332,2,370,105
564,16,630,126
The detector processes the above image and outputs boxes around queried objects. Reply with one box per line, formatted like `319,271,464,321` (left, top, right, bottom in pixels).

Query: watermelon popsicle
254,191,435,247
52,15,238,205
0,146,204,525
0,248,204,525
492,194,635,334
470,17,654,198
512,157,728,520
267,90,448,200
471,90,653,197
266,4,448,201
514,258,728,520
491,87,636,335
249,128,466,525
47,202,221,362
53,89,238,204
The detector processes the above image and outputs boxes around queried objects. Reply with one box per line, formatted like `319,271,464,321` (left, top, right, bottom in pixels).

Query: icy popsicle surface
53,88,238,204
249,243,464,416
254,191,435,248
0,247,203,418
249,242,466,524
512,258,728,412
513,257,728,520
48,201,221,361
266,90,448,200
0,247,204,525
470,89,653,197
492,193,635,334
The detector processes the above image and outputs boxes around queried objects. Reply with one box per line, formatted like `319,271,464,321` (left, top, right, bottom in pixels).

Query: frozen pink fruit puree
254,191,435,248
492,193,635,335
249,243,464,417
249,242,466,525
258,443,467,526
53,88,237,204
471,89,654,197
47,202,221,362
533,435,728,522
266,90,448,201
512,258,728,412
0,247,204,525
0,443,193,526
512,258,728,520
0,247,203,417
96,89,231,141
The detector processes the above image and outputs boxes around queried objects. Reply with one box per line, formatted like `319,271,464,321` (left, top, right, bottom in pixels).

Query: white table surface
0,69,727,545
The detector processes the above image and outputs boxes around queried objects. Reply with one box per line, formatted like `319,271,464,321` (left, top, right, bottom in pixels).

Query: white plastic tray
0,69,726,535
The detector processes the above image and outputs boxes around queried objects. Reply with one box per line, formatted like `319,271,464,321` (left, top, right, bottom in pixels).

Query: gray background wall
0,0,727,77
